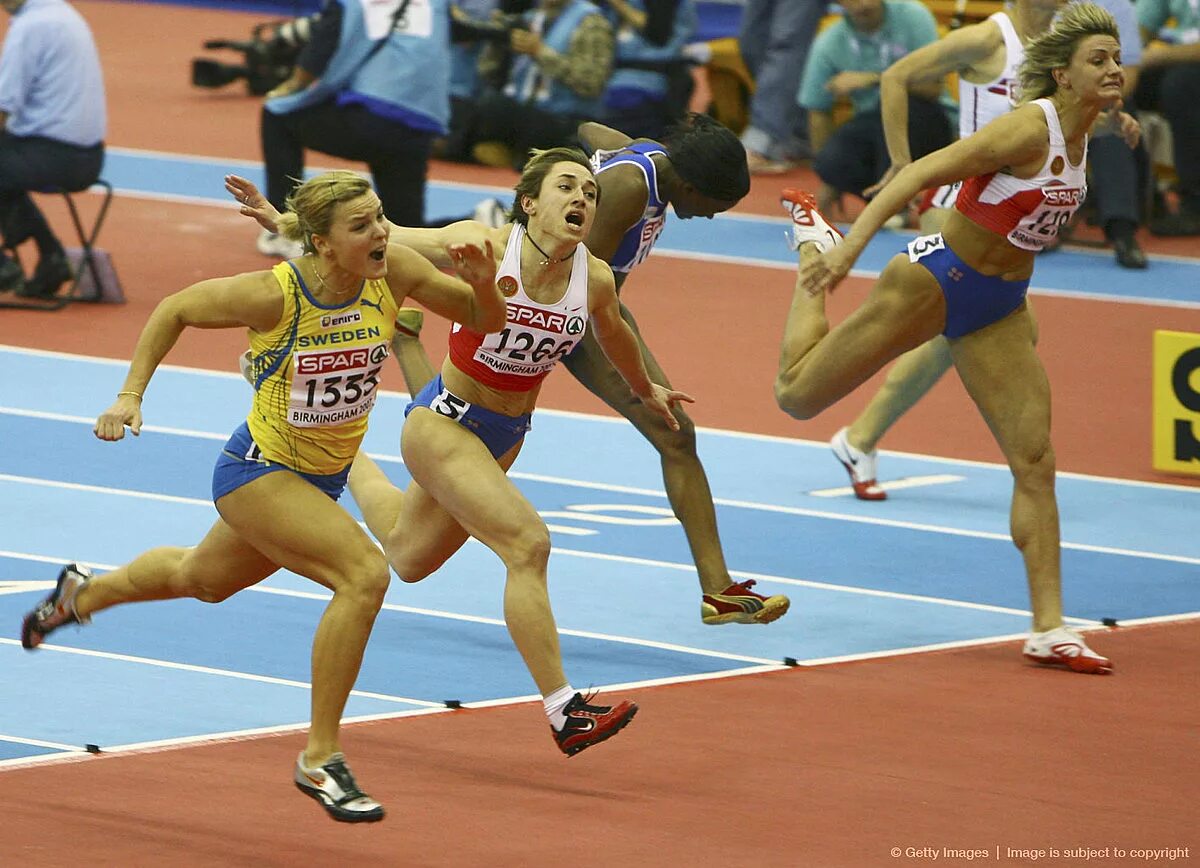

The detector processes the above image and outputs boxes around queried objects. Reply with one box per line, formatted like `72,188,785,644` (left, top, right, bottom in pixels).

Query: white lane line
0,547,1093,629
0,734,88,752
0,557,786,666
0,637,442,708
248,586,783,666
4,452,1197,567
808,474,966,497
0,581,54,596
4,612,1196,773
549,547,1096,625
4,367,1200,496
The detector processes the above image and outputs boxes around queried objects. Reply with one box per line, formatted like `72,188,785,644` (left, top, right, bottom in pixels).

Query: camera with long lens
191,15,317,96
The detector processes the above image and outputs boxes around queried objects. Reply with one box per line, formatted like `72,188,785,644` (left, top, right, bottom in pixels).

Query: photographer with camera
193,14,320,97
256,0,451,257
448,0,615,169
0,0,105,298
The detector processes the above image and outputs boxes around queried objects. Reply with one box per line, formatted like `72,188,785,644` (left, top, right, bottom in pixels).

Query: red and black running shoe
552,692,638,757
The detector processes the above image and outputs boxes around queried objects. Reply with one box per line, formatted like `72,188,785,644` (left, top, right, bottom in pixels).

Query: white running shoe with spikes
1022,626,1113,675
781,188,843,253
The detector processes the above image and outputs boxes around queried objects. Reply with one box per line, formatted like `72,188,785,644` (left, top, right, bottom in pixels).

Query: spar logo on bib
1043,187,1082,207
297,347,370,374
296,344,388,374
508,303,568,333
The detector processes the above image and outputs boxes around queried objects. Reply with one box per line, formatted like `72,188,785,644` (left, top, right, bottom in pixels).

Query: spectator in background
463,0,615,168
0,0,105,299
599,0,697,140
737,0,824,174
1087,0,1150,266
256,0,451,257
799,0,952,216
437,0,529,163
1136,0,1200,236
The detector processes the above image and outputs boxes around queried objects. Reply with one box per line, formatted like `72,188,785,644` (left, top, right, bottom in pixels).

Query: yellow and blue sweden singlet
244,261,398,475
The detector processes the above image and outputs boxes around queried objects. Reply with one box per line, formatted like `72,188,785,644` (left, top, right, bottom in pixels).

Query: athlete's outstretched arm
387,241,506,335
867,20,1002,196
223,174,505,269
96,272,283,441
802,107,1048,297
586,258,692,429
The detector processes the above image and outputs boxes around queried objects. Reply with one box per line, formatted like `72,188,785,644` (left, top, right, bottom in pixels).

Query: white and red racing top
955,98,1088,251
448,223,590,392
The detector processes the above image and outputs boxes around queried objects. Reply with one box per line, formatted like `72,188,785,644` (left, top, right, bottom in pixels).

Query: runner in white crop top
779,3,1138,674
837,0,1061,502
956,98,1088,250
447,222,592,392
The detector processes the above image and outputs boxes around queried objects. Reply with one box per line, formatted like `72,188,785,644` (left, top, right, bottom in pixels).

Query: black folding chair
0,179,115,311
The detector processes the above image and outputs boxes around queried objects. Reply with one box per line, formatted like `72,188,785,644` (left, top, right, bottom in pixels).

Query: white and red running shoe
830,427,887,501
1022,626,1113,675
781,188,843,253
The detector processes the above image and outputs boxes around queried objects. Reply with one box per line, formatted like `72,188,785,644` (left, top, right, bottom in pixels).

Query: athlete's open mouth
369,248,386,261
565,211,584,228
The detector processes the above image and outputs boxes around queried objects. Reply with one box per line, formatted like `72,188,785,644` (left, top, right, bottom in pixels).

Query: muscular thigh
949,303,1050,463
217,470,381,590
399,410,540,562
830,253,947,369
178,519,280,600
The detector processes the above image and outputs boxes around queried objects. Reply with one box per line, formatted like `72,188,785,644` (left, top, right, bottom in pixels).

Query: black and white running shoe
21,563,92,649
294,752,385,823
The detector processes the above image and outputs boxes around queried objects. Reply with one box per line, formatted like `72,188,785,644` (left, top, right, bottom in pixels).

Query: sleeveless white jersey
930,12,1025,210
955,99,1088,251
958,11,1024,137
447,223,590,391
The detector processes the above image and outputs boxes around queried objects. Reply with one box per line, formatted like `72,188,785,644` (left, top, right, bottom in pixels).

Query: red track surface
2,4,1197,865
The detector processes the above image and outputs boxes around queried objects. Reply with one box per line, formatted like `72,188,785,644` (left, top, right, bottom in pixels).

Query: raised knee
173,554,235,604
774,376,818,420
193,585,235,605
386,537,441,584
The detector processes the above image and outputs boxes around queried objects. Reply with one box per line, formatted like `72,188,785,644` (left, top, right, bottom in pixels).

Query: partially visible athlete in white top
867,0,1067,224
809,0,1066,502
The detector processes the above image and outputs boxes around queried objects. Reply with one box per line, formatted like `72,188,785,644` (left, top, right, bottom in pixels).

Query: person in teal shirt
1135,0,1200,235
798,0,952,215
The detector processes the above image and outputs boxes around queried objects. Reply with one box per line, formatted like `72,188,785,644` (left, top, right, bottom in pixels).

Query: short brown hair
510,147,598,227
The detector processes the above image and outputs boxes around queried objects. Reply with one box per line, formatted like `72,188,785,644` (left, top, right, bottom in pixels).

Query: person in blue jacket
256,0,451,257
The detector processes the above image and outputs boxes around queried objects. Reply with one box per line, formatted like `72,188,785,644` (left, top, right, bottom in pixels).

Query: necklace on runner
525,231,574,266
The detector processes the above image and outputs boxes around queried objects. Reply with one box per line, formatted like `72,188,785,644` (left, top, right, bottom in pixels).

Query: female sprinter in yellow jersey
19,170,505,823
229,149,693,757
